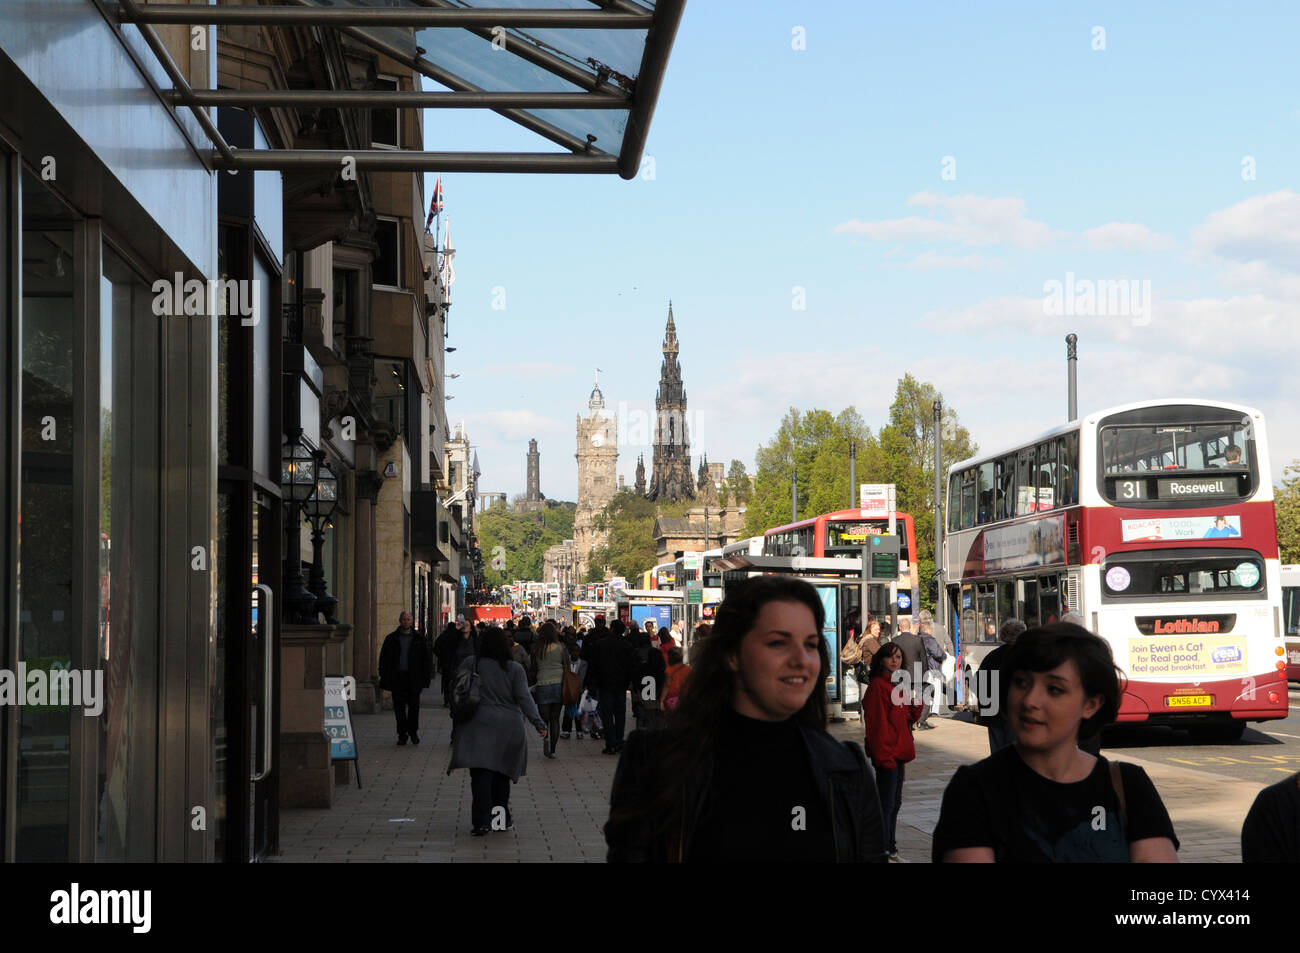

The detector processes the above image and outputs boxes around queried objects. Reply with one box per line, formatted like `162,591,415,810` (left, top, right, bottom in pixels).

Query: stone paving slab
273,693,1264,863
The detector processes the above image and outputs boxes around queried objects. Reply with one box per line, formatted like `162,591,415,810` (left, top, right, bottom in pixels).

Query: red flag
425,175,444,232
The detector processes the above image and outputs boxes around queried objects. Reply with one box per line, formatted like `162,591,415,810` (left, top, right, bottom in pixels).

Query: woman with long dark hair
862,641,922,862
933,623,1179,862
605,575,885,862
531,620,566,757
448,626,547,836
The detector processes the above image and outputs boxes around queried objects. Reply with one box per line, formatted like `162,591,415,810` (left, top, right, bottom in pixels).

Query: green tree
476,503,575,587
586,489,691,582
1277,461,1300,562
726,459,751,505
743,407,879,537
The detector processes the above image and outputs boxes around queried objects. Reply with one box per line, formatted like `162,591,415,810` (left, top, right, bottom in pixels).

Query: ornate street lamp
303,449,340,623
281,428,318,623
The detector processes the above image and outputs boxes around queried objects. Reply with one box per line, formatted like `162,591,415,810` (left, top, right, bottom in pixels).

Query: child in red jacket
863,642,923,861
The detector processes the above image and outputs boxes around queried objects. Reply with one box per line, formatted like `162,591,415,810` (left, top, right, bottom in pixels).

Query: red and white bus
1283,564,1299,681
944,399,1288,740
764,509,921,616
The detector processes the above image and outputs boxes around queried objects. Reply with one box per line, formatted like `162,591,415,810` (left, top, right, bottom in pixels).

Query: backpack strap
1108,759,1126,830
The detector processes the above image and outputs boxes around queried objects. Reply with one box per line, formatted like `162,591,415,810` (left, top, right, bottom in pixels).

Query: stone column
280,623,351,807
351,466,384,713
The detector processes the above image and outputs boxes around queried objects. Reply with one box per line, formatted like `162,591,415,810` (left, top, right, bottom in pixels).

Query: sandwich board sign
324,675,361,788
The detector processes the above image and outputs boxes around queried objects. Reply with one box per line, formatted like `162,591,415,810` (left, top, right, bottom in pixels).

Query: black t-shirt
1241,771,1300,863
932,746,1179,862
976,644,1009,723
688,709,835,862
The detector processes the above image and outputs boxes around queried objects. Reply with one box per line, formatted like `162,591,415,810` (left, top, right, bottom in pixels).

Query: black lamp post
304,449,340,623
281,428,318,623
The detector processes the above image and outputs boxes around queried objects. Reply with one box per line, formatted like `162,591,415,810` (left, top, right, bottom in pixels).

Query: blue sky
424,0,1300,503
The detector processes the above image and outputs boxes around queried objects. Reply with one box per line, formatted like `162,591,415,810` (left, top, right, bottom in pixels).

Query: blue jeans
873,762,905,854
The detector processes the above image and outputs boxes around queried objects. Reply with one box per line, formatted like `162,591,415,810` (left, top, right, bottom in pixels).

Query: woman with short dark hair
448,626,547,836
933,623,1179,862
863,641,922,861
605,575,884,862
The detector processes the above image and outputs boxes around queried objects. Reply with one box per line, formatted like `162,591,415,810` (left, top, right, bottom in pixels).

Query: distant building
515,438,547,513
574,373,618,578
646,303,694,502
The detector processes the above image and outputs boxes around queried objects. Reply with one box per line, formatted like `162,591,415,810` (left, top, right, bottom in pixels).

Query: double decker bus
764,509,921,616
944,399,1288,740
1283,564,1299,681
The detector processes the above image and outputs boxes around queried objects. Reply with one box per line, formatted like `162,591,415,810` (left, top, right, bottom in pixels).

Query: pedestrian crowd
378,587,1299,863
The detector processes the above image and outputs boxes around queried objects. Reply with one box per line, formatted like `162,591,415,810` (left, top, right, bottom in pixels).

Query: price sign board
324,676,358,762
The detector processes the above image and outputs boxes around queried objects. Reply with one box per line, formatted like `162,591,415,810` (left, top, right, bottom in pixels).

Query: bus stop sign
867,535,901,581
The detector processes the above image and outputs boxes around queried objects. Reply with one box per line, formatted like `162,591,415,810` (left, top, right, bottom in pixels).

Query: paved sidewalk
274,697,1264,863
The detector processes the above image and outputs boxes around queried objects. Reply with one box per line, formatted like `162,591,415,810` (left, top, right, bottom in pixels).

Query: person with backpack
932,623,1178,862
560,641,588,739
448,626,547,836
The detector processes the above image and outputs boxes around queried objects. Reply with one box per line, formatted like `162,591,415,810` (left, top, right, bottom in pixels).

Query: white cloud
1082,222,1174,252
833,191,1059,248
903,250,992,270
1191,189,1300,271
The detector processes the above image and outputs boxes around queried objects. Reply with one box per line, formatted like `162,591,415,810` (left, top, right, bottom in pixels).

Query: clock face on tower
590,431,605,447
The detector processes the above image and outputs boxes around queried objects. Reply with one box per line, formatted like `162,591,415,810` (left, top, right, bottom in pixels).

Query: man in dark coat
514,615,536,652
433,616,465,706
588,619,636,754
378,611,433,745
891,622,925,707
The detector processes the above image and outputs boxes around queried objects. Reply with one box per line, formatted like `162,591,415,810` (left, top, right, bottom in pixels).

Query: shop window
371,76,399,149
373,217,400,289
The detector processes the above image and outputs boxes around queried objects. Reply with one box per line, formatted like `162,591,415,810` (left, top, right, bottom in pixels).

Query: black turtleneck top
687,707,836,862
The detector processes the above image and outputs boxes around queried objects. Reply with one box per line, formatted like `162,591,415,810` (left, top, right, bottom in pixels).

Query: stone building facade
574,376,618,578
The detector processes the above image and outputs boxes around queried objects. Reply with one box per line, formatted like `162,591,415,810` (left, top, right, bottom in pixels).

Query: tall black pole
849,440,857,510
933,398,944,643
791,467,798,523
1066,333,1078,421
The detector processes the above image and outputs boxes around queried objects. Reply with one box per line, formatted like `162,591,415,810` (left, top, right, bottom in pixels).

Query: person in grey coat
448,626,547,835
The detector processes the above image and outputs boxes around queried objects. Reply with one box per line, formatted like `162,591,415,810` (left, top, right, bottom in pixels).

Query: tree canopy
1277,461,1300,563
477,502,575,587
585,489,691,582
741,376,977,609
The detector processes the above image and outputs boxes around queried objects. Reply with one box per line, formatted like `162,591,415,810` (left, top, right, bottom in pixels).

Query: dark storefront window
96,246,160,861
16,172,75,860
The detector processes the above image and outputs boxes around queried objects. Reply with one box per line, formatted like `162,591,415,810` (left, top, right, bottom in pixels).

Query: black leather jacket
605,723,886,862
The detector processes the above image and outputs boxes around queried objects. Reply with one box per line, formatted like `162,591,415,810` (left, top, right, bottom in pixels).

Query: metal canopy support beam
118,4,653,29
172,89,627,109
212,151,620,173
617,0,685,179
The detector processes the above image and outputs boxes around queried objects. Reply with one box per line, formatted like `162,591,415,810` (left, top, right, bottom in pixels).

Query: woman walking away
863,642,922,862
932,623,1179,862
532,621,566,757
448,626,547,836
560,641,588,739
605,575,885,862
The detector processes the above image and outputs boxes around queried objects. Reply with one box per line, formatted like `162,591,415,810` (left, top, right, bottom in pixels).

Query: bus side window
961,469,977,529
948,474,961,532
1039,575,1061,625
999,455,1015,520
978,462,995,524
997,580,1015,627
1038,441,1057,511
1059,433,1078,506
1019,577,1040,628
1016,450,1036,517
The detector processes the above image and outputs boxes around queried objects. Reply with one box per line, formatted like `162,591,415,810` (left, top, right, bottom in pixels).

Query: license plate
1166,695,1212,708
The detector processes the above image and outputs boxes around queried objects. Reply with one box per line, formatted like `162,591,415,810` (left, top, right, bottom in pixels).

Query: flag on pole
440,217,456,287
425,175,443,233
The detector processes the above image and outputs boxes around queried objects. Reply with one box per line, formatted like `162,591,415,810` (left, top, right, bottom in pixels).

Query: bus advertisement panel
944,400,1287,739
